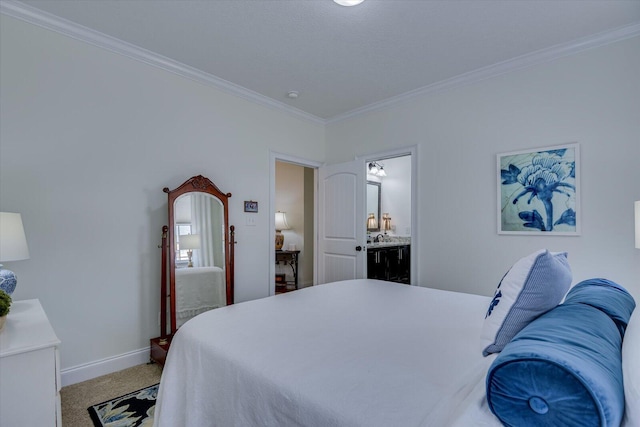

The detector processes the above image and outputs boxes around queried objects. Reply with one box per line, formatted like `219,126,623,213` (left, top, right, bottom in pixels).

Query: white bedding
175,266,225,328
154,279,501,427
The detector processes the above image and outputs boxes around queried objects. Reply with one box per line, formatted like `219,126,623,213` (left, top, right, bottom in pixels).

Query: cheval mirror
150,175,235,366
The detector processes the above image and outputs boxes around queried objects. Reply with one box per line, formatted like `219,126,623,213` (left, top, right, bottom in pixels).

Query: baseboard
60,346,150,387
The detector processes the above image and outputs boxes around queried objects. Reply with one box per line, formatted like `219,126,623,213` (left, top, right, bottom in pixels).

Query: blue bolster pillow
486,279,636,427
563,278,636,337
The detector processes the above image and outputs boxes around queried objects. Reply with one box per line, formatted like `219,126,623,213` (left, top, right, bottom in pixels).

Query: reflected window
175,224,192,262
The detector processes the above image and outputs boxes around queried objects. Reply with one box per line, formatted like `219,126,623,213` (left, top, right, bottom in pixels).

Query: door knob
355,246,363,252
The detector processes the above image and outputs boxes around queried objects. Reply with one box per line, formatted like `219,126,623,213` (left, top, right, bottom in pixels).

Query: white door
318,160,366,284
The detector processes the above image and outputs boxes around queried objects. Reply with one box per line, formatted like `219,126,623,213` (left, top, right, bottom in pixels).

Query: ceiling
8,0,640,122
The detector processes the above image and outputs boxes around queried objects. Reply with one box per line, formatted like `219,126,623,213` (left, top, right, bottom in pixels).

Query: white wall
0,15,324,376
327,36,640,299
378,156,411,236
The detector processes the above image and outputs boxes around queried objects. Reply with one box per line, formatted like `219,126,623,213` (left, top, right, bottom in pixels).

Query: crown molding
326,22,640,124
0,0,325,125
2,1,638,126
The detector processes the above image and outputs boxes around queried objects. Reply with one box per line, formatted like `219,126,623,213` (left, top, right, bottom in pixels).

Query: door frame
270,144,418,294
359,145,419,285
270,151,322,296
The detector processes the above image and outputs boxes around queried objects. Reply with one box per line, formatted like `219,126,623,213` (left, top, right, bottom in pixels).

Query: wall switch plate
246,216,256,226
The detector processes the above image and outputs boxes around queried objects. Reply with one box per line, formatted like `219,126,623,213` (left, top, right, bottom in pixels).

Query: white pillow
480,249,572,356
623,306,640,426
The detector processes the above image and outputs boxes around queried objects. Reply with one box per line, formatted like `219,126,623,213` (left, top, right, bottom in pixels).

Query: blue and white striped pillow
481,249,572,356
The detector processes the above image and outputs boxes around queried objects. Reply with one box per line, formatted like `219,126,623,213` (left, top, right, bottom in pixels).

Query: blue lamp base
0,268,17,295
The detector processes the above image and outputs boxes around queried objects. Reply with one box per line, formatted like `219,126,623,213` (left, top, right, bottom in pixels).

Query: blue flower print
501,149,576,232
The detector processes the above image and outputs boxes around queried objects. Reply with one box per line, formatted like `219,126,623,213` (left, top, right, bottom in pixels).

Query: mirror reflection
160,175,234,336
174,192,226,328
367,181,381,232
152,175,234,366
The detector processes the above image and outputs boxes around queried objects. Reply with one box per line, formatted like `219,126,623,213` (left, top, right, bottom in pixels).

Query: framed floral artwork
497,143,580,235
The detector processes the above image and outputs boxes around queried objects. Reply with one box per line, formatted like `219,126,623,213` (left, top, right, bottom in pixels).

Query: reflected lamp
180,234,200,268
0,212,30,295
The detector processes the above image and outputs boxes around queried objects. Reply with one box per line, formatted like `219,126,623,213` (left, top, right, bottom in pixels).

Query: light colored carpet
61,363,162,426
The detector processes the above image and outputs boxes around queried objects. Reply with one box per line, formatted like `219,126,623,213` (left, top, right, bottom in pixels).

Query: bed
154,276,638,427
175,266,225,328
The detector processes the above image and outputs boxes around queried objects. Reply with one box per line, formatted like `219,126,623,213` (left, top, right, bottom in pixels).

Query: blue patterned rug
88,383,158,427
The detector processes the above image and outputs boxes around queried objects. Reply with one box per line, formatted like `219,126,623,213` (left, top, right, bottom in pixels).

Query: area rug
88,383,158,427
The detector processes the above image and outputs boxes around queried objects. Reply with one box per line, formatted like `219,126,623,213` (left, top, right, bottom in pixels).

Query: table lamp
367,213,378,231
0,212,30,295
275,211,291,250
382,213,392,234
180,234,200,267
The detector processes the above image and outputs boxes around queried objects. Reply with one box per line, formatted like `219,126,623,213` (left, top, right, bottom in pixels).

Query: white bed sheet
175,266,225,328
154,279,501,427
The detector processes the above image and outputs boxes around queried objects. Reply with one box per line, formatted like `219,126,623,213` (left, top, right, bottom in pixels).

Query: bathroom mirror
367,181,381,232
160,175,235,335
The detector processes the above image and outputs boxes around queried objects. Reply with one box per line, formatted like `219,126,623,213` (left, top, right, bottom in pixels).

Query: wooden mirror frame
160,175,235,337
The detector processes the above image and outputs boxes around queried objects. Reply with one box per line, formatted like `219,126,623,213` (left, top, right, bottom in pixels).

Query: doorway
316,146,417,285
270,152,321,296
365,155,412,284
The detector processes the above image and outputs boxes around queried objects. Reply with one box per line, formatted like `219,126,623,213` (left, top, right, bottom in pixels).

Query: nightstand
0,299,62,426
276,250,300,290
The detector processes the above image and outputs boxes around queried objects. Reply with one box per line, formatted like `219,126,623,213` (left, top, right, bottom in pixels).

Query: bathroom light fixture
334,0,365,6
368,162,387,177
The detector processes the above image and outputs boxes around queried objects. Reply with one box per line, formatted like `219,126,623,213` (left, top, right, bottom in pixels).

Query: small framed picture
244,200,258,213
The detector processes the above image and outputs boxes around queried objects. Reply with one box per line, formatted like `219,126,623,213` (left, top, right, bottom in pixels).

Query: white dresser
0,299,62,427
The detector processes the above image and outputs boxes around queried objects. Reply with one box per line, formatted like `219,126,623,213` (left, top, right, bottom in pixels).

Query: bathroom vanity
366,242,410,284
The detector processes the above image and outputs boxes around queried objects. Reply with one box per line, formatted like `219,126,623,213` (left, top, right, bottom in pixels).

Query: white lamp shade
382,213,391,231
275,211,291,231
0,212,30,262
180,234,201,250
367,213,377,230
635,201,640,249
